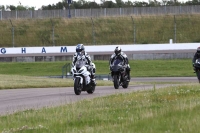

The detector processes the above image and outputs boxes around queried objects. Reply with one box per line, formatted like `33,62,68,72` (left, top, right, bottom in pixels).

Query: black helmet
114,46,121,56
76,44,85,56
197,47,200,54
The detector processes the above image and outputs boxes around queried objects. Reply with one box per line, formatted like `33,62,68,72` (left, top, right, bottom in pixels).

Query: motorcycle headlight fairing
78,69,84,73
73,69,77,73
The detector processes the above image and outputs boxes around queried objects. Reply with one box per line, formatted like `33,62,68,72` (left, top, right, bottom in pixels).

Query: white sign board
0,43,200,55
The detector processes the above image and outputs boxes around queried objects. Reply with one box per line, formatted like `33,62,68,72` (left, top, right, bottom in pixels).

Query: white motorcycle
71,59,95,95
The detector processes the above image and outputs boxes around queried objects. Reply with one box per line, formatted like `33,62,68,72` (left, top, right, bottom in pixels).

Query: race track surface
0,77,198,116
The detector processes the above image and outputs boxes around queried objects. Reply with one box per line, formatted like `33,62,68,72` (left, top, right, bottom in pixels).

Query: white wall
0,43,200,55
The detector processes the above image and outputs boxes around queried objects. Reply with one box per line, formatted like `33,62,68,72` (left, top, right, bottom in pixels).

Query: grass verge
0,59,196,77
1,84,200,132
0,74,150,90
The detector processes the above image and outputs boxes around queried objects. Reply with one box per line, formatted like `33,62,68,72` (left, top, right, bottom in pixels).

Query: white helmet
114,46,121,56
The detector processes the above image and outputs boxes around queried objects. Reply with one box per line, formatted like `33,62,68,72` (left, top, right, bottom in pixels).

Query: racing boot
127,71,130,82
86,76,91,85
90,74,96,86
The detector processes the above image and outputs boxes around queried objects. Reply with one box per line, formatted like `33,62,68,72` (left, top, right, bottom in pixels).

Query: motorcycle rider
192,47,200,72
109,46,131,81
72,44,96,85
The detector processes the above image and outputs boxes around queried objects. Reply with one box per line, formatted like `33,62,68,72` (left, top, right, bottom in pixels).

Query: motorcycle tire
122,81,129,89
114,75,119,89
74,78,82,95
87,85,95,94
196,71,200,84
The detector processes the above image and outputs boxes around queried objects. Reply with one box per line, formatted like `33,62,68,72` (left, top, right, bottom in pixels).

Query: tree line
0,0,200,11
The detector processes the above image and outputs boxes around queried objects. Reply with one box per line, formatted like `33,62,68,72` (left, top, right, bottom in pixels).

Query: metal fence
1,15,200,47
1,5,200,20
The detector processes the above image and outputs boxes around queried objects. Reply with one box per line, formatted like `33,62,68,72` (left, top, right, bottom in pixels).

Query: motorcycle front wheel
74,78,82,95
113,75,120,89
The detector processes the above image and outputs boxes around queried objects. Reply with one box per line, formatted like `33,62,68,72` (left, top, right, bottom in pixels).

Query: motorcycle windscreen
111,58,124,71
75,59,86,69
112,58,123,66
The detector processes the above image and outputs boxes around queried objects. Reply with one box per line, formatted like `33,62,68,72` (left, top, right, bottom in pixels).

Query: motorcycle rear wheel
87,85,95,94
74,78,82,95
122,81,129,88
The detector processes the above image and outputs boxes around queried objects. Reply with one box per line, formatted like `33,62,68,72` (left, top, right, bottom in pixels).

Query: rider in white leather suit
72,44,96,85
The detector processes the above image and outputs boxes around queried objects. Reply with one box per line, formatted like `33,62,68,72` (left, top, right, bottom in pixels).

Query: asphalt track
0,77,198,116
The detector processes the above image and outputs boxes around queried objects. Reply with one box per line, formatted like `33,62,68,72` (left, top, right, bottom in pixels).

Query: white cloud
0,0,63,10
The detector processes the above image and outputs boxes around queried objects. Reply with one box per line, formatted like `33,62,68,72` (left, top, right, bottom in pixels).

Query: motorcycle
71,59,95,95
110,58,129,89
194,58,200,83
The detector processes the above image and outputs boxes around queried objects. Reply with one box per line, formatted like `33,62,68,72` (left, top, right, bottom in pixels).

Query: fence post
75,9,76,18
16,10,17,19
131,16,136,44
30,10,32,18
104,8,106,17
90,8,92,17
91,17,96,45
0,10,2,20
174,15,176,43
50,19,55,46
9,19,15,47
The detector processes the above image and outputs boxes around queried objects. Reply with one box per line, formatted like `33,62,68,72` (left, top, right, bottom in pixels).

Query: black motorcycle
71,59,95,95
194,58,200,83
110,58,129,89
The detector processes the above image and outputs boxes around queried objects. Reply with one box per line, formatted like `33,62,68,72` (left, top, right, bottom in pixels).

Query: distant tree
165,0,181,6
133,1,149,7
55,2,64,9
102,1,117,8
162,0,167,6
115,0,124,7
43,4,57,10
32,0,200,10
0,5,5,10
42,1,65,10
71,1,82,9
70,0,99,9
88,2,100,8
16,5,28,10
27,7,35,10
6,5,16,10
149,0,161,6
6,5,35,10
124,0,134,7
185,0,200,5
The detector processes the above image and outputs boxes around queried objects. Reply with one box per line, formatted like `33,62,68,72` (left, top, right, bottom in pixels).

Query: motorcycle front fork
112,75,121,82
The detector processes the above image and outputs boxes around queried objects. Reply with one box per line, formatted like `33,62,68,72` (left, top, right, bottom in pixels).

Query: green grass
0,59,195,77
0,59,197,132
0,59,193,89
1,15,200,47
0,74,148,90
1,84,200,132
